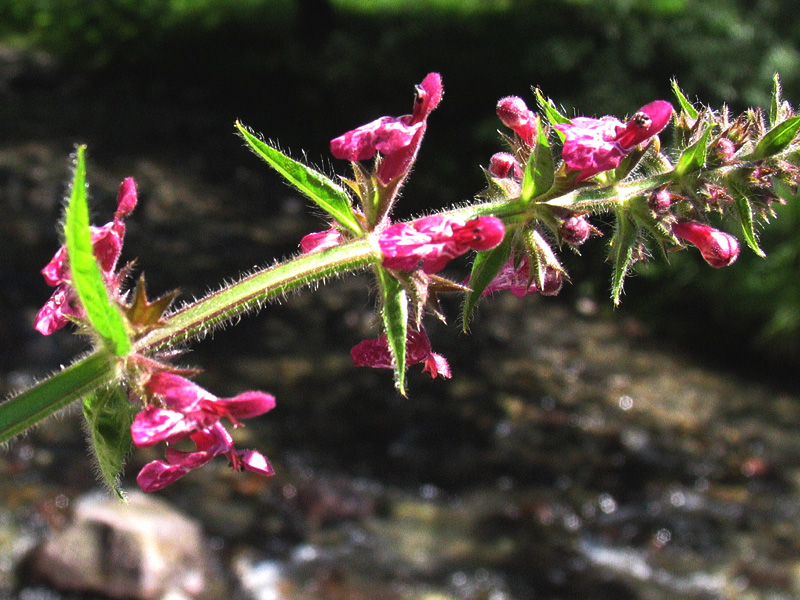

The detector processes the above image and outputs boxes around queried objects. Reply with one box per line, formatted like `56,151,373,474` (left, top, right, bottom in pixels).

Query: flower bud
559,215,591,246
672,221,740,268
650,188,673,213
496,96,537,144
488,152,522,179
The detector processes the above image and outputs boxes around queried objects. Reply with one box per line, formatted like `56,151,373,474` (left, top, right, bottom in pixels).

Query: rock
29,491,222,600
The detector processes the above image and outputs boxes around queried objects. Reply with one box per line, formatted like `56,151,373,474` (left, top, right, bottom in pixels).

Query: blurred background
2,1,800,599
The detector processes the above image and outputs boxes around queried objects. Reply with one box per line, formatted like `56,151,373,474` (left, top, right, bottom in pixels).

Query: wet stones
29,491,222,600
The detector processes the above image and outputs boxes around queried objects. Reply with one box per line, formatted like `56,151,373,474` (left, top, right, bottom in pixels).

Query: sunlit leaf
608,209,638,305
729,179,766,257
521,117,554,203
463,235,512,329
65,146,131,356
376,267,409,395
674,125,711,177
671,79,699,120
83,385,136,501
236,122,362,235
749,116,800,160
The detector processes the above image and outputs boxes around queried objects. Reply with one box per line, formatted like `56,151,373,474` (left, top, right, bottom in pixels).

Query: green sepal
236,122,363,235
535,88,570,141
674,125,711,177
83,384,137,501
671,79,699,120
521,117,554,203
608,209,639,305
462,234,513,329
376,266,409,395
748,116,800,160
729,179,766,257
65,146,131,356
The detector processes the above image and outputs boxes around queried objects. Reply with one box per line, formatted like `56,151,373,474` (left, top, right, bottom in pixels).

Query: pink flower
132,372,276,491
136,423,274,493
351,327,451,379
496,96,537,145
672,221,740,268
34,178,138,335
330,73,443,184
482,256,563,298
379,215,505,274
300,228,344,254
555,100,673,181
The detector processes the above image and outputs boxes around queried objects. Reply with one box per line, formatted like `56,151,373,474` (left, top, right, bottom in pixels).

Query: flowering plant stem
0,237,380,444
4,73,799,494
0,165,760,445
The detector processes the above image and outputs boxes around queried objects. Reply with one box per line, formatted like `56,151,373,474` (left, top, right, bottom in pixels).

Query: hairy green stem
0,351,117,443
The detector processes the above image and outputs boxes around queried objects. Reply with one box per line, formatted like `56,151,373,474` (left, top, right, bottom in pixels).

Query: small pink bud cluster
132,372,276,492
35,178,137,336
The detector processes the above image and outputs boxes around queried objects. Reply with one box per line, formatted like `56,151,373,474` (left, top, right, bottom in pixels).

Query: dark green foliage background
2,0,798,368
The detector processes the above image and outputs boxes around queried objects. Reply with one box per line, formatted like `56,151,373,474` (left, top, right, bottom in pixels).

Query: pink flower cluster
555,101,674,180
35,178,137,335
351,327,451,379
331,72,443,184
132,372,275,492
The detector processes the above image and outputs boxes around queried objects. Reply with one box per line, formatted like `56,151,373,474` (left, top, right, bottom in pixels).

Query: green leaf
770,73,782,127
236,122,363,235
521,117,554,203
535,88,570,141
671,79,699,120
608,209,639,305
376,267,409,395
729,180,766,257
750,116,800,160
83,385,136,501
65,146,131,356
462,235,513,329
674,125,711,177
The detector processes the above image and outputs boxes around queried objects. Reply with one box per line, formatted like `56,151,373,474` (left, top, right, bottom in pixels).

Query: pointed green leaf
463,235,513,329
535,88,570,141
674,125,711,177
750,116,800,160
65,146,131,356
770,73,782,127
236,122,362,235
608,209,639,305
671,79,699,120
521,117,554,203
376,267,409,395
729,180,766,257
83,384,136,500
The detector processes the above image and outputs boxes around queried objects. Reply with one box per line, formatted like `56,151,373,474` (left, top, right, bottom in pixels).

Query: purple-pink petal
379,215,505,274
131,407,199,446
300,228,344,254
